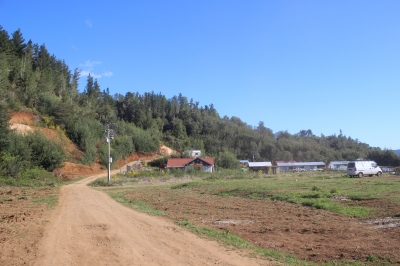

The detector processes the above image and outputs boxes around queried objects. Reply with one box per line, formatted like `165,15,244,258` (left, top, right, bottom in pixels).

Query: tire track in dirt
33,173,274,266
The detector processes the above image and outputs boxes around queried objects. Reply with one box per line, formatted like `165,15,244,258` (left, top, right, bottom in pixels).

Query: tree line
1,26,399,178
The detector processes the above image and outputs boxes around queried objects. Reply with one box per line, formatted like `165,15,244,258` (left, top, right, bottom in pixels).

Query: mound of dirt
114,152,159,168
10,123,33,135
53,162,104,179
9,111,40,125
158,145,180,156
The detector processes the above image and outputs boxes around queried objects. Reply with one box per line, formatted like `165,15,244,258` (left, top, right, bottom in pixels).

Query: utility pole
105,124,115,183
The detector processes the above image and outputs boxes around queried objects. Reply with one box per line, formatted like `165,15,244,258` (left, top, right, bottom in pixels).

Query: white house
184,150,201,158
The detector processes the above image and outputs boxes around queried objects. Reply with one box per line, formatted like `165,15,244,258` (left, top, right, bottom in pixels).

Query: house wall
201,165,213,173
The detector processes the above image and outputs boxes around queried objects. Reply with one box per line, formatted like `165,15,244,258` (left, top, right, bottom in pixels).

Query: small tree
216,151,241,169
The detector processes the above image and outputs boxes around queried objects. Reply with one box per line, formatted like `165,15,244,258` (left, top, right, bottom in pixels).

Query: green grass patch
33,194,58,209
109,192,164,216
0,168,64,187
170,181,204,189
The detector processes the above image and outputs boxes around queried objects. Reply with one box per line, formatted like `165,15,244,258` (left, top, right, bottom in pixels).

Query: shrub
148,156,169,167
25,131,66,171
216,151,241,170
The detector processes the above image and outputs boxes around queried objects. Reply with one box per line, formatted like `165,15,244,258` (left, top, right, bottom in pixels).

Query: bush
148,156,169,167
0,151,30,178
0,168,61,187
1,131,65,176
88,178,113,187
25,131,66,171
66,116,103,165
216,151,241,169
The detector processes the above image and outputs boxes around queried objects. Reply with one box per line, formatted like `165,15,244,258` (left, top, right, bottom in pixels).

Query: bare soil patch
31,175,275,266
9,111,39,125
114,152,159,168
0,186,58,265
52,162,104,179
123,185,400,264
158,145,181,156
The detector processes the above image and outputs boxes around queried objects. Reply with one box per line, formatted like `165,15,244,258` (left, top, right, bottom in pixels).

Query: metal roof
276,162,325,167
248,162,272,167
329,161,350,165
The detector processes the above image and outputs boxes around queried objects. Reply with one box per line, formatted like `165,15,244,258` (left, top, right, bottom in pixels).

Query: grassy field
169,171,400,218
97,170,400,218
95,170,400,265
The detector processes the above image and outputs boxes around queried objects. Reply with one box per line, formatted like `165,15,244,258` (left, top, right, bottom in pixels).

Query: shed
248,162,272,173
239,160,250,166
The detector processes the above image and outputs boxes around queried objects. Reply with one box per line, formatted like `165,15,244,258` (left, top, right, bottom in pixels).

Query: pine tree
0,103,10,152
11,28,26,58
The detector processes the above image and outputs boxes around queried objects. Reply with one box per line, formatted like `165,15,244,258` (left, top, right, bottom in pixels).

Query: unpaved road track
33,174,272,266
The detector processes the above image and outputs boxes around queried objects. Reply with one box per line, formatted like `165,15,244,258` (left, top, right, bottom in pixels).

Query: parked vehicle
347,160,382,177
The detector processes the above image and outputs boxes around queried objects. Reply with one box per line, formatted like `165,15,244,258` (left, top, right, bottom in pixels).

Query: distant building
380,166,396,173
166,157,214,172
248,162,272,173
183,150,202,158
276,161,325,172
239,160,249,166
328,161,350,171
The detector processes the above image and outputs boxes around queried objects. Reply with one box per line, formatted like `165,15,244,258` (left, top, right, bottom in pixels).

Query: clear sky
1,0,399,149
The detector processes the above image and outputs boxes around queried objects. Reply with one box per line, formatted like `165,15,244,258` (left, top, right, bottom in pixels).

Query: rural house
166,157,214,173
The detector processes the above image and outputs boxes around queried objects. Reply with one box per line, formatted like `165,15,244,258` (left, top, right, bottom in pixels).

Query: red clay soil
9,111,40,125
114,152,159,168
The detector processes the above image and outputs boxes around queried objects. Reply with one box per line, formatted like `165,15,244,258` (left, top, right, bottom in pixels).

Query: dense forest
1,26,399,177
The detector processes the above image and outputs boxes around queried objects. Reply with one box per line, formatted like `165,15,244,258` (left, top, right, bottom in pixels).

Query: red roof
200,157,214,165
167,157,214,168
167,158,192,167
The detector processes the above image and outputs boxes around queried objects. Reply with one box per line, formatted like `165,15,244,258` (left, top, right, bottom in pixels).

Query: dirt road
33,174,272,266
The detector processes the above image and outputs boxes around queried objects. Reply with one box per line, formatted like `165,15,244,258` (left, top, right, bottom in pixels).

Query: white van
347,160,382,177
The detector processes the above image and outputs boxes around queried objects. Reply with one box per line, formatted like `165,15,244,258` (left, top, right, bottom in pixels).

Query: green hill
1,25,399,179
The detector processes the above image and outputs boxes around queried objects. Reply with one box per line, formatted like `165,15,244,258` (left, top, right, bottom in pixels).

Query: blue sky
1,0,399,149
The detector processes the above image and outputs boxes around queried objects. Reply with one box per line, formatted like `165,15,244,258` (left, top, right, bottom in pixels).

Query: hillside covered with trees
1,26,399,178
